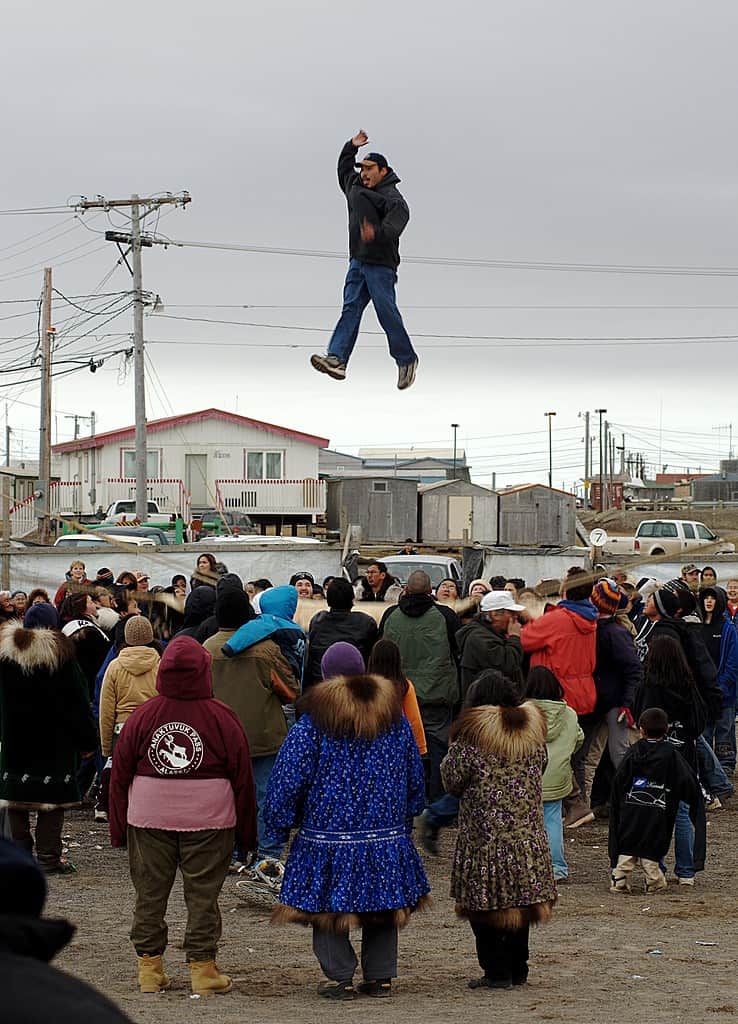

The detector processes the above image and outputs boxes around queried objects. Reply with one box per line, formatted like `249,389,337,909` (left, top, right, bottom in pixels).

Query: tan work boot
188,959,232,995
137,954,171,993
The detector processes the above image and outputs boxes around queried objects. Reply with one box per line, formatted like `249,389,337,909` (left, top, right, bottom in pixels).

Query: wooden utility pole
38,267,53,542
130,196,147,523
1,472,10,589
75,193,190,523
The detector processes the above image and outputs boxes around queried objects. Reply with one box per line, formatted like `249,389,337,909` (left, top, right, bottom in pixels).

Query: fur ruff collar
0,620,73,674
299,673,402,741
449,701,547,761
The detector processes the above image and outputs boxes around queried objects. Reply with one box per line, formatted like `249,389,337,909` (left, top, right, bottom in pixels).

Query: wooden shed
326,476,418,543
497,484,576,547
418,479,498,543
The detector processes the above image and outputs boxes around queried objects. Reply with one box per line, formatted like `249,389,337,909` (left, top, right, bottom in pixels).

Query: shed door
368,490,393,541
448,496,473,539
185,454,209,506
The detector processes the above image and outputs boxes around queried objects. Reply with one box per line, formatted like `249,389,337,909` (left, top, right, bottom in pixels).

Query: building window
245,451,283,480
372,480,388,492
122,449,160,478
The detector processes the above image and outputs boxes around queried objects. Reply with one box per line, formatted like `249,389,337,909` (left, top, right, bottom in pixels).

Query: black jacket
594,616,643,713
456,617,524,695
609,738,705,868
304,609,378,688
338,140,409,269
0,914,132,1023
637,616,723,723
633,675,707,772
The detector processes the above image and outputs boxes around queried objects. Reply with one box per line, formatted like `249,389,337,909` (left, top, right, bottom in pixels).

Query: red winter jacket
521,601,598,715
109,636,256,853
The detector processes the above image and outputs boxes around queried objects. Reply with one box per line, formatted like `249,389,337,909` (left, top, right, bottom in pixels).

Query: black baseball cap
356,152,388,170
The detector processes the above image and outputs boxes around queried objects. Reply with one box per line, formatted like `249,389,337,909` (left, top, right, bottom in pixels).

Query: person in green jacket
380,570,460,801
526,667,584,882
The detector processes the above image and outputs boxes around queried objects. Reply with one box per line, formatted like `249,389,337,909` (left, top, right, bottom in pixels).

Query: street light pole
595,408,607,512
544,412,556,487
451,423,460,480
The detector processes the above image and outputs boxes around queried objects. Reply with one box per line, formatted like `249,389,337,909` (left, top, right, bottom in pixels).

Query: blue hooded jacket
222,585,306,682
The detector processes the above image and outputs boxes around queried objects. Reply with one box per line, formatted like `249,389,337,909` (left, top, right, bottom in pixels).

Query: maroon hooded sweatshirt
109,635,256,853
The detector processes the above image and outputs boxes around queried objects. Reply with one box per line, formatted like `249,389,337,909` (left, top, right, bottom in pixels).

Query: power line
0,206,71,216
154,235,738,278
161,302,738,311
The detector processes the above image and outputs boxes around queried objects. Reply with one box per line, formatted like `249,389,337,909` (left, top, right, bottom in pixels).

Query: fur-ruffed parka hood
449,701,547,761
0,620,74,674
298,673,402,740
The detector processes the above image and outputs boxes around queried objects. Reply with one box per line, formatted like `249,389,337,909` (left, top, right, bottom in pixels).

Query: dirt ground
44,803,737,1024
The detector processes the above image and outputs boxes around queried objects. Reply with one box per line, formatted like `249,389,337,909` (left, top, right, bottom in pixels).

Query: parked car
54,533,157,550
632,519,735,556
105,500,172,524
189,508,258,536
379,555,463,589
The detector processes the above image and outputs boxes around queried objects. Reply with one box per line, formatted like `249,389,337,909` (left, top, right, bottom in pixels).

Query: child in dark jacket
609,708,702,894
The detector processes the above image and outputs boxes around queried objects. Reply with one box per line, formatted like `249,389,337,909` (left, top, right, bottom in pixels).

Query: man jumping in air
311,130,419,390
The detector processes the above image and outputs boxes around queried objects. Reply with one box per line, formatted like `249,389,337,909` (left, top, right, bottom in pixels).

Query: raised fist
352,130,369,147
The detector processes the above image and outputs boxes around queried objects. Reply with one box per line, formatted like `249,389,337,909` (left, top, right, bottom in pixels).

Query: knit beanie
216,584,253,629
468,578,491,595
124,614,154,647
591,578,627,616
23,603,59,630
0,837,47,917
320,641,366,680
654,587,681,619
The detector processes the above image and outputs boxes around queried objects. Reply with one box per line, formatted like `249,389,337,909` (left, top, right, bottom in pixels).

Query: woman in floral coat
441,669,556,990
263,645,430,1001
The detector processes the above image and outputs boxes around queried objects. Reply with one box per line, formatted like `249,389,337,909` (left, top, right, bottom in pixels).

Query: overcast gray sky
3,0,738,488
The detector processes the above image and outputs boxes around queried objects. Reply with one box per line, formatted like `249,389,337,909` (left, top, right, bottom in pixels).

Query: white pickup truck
104,500,171,525
606,519,735,557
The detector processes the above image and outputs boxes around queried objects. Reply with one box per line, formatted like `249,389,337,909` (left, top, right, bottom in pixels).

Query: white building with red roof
46,407,329,531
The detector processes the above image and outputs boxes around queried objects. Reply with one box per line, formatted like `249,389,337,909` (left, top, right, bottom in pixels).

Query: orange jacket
403,680,427,755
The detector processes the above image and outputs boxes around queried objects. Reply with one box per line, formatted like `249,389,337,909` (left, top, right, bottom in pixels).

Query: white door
448,496,473,539
185,454,209,506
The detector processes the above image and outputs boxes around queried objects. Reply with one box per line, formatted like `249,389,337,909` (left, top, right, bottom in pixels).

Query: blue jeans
252,754,282,860
673,801,695,879
703,706,737,774
327,259,417,367
696,734,734,796
425,791,459,827
543,800,568,880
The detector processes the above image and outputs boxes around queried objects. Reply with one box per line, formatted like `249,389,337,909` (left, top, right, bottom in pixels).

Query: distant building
319,446,470,484
691,460,738,502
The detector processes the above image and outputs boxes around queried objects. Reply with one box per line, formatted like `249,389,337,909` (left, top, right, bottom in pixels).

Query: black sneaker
317,981,356,1000
310,353,347,380
397,359,418,390
468,976,513,990
357,979,392,997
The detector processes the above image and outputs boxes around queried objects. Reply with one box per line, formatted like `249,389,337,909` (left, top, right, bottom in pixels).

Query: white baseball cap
480,591,525,613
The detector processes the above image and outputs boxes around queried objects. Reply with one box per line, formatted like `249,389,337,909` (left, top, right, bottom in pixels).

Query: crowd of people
0,552,736,1006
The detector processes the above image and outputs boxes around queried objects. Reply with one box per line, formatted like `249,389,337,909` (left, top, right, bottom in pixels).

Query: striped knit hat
591,578,627,616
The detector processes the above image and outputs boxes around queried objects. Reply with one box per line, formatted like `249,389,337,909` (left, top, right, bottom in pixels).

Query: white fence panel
215,479,326,515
